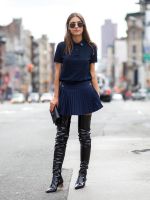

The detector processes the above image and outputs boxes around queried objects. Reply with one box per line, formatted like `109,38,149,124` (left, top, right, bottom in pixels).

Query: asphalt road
0,100,150,200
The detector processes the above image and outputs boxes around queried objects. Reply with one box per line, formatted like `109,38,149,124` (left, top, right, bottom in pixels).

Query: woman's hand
50,97,58,112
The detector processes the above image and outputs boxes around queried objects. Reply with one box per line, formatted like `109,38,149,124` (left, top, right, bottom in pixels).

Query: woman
46,12,103,193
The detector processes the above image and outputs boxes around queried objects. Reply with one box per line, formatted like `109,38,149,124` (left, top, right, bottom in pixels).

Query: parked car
97,73,112,102
112,93,123,101
132,88,147,100
97,73,109,89
40,92,53,103
11,93,25,103
122,90,132,100
100,86,112,102
147,88,150,100
28,92,40,103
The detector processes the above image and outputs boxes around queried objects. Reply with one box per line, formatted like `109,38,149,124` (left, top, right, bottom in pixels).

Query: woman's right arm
50,63,61,112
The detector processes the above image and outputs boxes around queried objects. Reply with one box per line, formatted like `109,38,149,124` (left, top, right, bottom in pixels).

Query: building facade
31,36,40,93
0,18,54,97
38,35,52,94
101,19,117,59
125,0,150,90
0,19,33,94
114,38,128,87
106,45,115,86
0,36,7,100
125,12,144,89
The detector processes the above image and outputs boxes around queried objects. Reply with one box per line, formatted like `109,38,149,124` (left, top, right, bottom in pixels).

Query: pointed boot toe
45,176,63,193
75,174,86,190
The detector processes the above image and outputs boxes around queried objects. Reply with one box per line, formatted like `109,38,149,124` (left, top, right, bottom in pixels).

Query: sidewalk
64,136,150,200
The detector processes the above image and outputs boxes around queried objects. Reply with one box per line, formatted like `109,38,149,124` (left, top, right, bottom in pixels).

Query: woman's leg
75,114,92,189
46,115,71,193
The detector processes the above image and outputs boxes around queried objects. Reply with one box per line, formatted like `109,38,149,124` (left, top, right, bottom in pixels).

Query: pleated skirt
58,81,103,116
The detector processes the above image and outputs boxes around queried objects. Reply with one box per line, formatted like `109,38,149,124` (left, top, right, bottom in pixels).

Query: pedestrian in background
46,12,103,193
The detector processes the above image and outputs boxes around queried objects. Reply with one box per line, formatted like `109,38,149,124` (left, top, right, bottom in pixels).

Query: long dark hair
64,12,96,54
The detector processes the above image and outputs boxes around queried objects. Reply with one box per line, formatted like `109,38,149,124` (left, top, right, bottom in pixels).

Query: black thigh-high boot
46,115,71,193
75,114,92,190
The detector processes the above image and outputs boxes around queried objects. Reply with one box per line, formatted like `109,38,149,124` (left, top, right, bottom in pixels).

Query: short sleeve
89,45,97,63
54,42,64,63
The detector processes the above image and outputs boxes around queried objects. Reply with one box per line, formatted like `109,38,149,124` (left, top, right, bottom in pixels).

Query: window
132,31,136,40
132,45,136,53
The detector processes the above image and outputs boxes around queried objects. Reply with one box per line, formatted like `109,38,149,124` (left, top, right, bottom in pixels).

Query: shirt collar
73,39,85,47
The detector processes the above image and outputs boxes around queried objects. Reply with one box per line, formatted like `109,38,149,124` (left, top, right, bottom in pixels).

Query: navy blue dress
54,40,103,116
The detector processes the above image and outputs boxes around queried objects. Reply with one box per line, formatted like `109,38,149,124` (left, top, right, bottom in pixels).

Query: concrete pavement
64,136,150,200
1,101,150,199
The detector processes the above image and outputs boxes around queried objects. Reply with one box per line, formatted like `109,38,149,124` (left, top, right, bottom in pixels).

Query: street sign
143,53,150,61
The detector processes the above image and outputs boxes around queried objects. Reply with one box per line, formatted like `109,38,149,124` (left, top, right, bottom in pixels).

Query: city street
1,1,150,200
0,100,150,200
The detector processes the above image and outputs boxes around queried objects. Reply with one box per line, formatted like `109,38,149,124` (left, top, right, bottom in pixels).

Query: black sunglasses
69,21,84,29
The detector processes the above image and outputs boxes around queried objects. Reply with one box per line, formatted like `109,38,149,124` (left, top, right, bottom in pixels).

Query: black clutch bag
50,106,61,125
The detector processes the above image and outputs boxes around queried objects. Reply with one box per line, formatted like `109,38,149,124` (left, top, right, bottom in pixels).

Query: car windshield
31,93,38,97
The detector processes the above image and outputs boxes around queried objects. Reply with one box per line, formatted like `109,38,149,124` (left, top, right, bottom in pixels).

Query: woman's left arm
90,63,100,95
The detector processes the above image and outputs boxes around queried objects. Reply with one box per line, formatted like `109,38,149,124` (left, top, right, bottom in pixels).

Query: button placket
74,46,80,56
